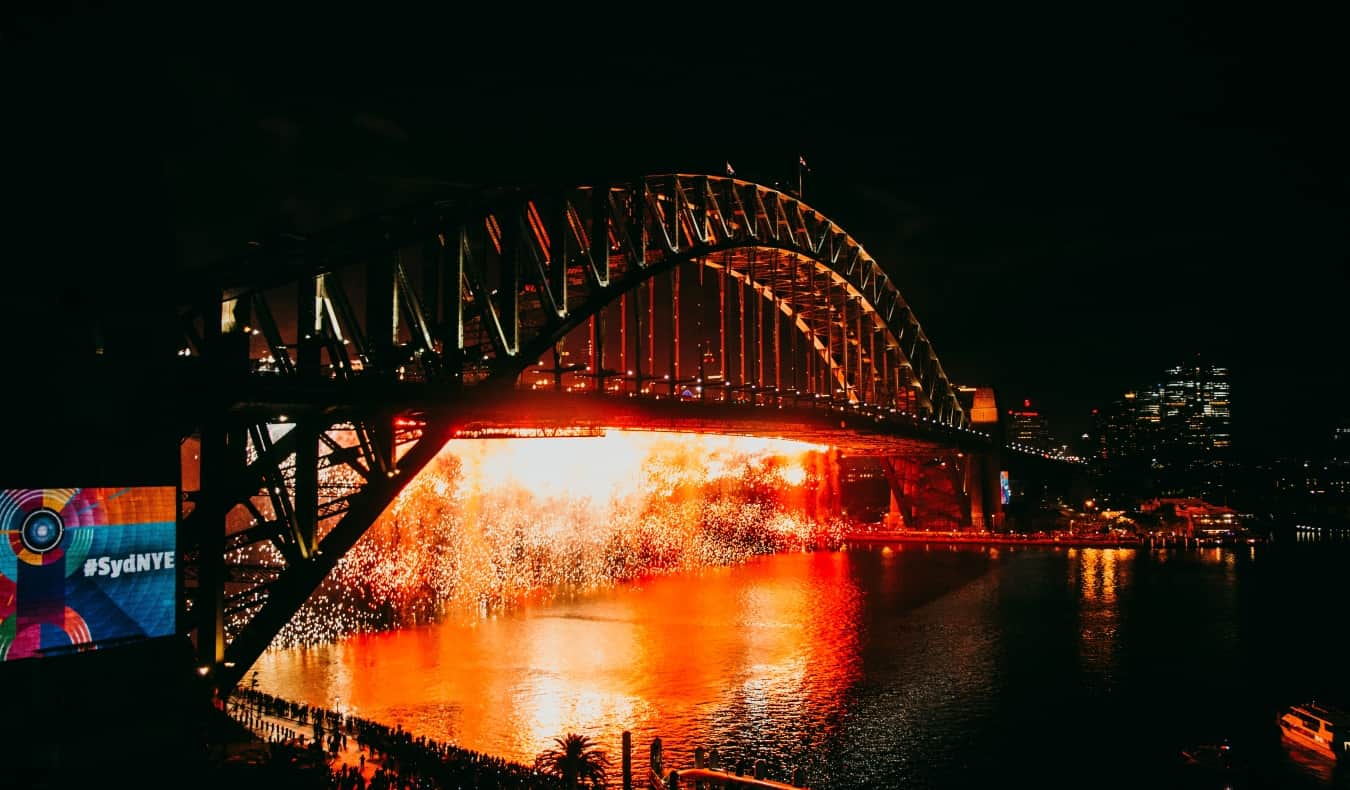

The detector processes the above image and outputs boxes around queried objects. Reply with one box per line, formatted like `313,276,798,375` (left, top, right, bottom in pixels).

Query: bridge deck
220,378,990,456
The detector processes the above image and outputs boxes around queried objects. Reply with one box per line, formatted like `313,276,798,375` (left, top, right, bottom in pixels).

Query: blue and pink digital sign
0,487,176,662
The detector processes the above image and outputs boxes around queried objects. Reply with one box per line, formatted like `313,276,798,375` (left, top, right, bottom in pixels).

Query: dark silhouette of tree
533,733,610,788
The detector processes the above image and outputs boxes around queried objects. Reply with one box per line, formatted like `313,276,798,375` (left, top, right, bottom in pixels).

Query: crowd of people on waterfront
230,688,566,788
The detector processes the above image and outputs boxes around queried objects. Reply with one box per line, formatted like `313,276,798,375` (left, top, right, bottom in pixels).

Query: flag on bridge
725,161,736,177
798,155,809,171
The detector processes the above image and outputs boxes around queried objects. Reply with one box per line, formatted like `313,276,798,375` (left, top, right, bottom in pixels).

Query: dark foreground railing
644,737,807,789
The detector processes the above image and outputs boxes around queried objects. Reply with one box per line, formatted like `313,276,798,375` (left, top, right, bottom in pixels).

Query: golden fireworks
271,431,843,646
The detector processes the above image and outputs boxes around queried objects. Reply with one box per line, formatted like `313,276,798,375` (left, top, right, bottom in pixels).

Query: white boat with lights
1278,701,1347,760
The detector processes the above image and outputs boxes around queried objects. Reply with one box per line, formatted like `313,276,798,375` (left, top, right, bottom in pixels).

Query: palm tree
533,732,611,788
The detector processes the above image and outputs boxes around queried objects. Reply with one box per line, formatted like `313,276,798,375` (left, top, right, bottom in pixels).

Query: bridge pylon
879,447,1002,531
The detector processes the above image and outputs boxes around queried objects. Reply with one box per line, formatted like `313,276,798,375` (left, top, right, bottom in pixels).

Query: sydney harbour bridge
173,174,1063,694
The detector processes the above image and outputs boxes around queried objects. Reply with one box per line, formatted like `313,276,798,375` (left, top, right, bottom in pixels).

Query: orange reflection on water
1074,549,1132,682
1074,548,1131,605
1198,547,1224,565
1279,733,1338,784
254,551,862,769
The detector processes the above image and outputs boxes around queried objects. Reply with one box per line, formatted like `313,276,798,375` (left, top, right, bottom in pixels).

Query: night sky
6,7,1346,457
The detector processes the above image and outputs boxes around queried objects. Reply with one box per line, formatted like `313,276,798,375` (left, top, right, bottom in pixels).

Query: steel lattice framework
179,175,971,693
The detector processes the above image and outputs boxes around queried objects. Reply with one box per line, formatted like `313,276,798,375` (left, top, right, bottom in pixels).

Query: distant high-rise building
1096,389,1163,462
1092,358,1232,503
1157,359,1232,499
1161,360,1231,454
1090,390,1163,503
1007,399,1052,450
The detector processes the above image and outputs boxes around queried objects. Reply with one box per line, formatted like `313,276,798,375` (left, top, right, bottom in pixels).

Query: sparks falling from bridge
180,174,1008,694
267,430,843,646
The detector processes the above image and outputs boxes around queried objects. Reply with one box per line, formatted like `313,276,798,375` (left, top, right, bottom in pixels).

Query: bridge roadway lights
422,389,988,456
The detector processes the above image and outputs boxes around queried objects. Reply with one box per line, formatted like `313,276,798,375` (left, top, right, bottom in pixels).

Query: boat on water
1278,701,1348,760
1180,740,1236,769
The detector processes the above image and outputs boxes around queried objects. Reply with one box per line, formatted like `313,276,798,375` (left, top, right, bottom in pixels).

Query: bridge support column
881,455,971,531
197,430,226,673
500,214,520,354
591,312,605,394
979,449,1004,530
960,451,1003,531
717,266,727,400
963,453,984,531
737,265,747,396
619,292,628,394
773,269,782,398
669,266,678,396
448,227,465,361
839,296,849,403
196,316,249,679
646,278,655,393
949,455,973,529
197,432,225,674
372,413,396,477
294,421,319,557
881,457,915,529
367,257,395,372
295,278,322,556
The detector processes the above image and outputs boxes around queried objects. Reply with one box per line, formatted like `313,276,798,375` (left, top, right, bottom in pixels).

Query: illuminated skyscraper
1096,388,1164,461
1007,399,1053,450
1161,359,1231,455
1092,358,1232,502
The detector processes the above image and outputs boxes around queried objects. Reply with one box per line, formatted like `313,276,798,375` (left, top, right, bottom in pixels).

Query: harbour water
254,540,1350,788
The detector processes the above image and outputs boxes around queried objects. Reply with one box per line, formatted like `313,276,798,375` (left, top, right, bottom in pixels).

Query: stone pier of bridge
880,387,1003,531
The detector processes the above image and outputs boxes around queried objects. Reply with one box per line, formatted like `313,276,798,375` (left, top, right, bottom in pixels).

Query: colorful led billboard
1000,471,1012,505
1,487,176,661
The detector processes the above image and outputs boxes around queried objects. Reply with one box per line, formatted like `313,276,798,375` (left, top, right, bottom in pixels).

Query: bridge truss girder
185,175,966,424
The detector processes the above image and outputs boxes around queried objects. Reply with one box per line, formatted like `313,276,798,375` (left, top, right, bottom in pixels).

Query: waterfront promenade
217,690,811,788
843,529,1142,548
217,694,385,786
217,689,562,788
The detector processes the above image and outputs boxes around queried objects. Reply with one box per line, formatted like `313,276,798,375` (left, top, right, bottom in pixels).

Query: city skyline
998,354,1236,455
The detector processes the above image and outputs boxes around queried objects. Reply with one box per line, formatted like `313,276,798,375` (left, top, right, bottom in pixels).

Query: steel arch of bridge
181,174,969,693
